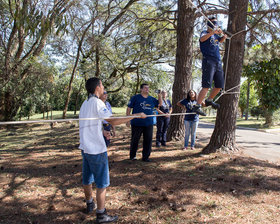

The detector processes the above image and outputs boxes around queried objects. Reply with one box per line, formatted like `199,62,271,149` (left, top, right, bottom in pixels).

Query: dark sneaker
142,158,151,162
205,99,220,109
161,142,166,147
86,201,95,214
156,142,161,147
96,209,118,223
192,105,206,116
130,156,137,161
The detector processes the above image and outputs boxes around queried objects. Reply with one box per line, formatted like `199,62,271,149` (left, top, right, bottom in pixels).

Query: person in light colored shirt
79,77,146,223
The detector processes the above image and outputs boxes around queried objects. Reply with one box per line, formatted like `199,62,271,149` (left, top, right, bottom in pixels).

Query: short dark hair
140,83,149,89
208,16,217,21
85,77,101,95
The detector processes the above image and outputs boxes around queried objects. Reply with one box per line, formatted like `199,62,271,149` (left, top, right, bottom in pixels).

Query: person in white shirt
100,91,115,147
79,77,146,223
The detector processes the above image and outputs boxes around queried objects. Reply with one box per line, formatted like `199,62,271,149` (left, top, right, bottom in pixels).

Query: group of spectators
125,84,201,161
101,84,201,156
78,79,201,223
78,16,227,224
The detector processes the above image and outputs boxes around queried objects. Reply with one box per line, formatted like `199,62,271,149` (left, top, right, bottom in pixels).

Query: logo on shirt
140,101,152,110
210,36,219,46
162,100,169,110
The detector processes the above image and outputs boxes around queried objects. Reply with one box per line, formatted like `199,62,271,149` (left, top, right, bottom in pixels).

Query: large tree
166,0,195,140
61,0,177,118
167,0,279,145
0,0,73,121
62,0,140,118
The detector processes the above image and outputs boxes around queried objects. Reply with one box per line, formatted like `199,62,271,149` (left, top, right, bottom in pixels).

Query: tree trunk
167,0,195,141
62,22,93,119
264,110,273,127
95,45,100,77
245,80,250,120
74,81,83,115
0,91,18,121
135,64,140,95
202,0,249,154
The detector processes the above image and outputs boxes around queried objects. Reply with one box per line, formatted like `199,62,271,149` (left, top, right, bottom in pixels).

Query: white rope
0,112,197,125
221,92,240,95
214,83,241,102
221,30,246,98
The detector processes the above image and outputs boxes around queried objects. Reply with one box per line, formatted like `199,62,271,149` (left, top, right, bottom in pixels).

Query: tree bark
264,110,273,127
135,64,140,95
202,0,249,154
167,0,195,141
245,80,250,120
95,45,100,77
74,81,83,115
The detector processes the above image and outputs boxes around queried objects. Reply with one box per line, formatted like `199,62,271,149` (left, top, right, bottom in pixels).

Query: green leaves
243,58,280,113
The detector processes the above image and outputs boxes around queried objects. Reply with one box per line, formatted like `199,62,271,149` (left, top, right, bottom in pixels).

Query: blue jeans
81,151,110,189
184,120,199,148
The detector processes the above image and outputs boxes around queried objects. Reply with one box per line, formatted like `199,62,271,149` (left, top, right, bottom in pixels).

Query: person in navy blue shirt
100,91,115,147
156,90,172,147
192,17,227,116
126,84,162,162
177,90,202,150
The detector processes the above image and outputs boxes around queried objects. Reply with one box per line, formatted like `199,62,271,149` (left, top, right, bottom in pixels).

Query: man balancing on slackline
192,17,228,116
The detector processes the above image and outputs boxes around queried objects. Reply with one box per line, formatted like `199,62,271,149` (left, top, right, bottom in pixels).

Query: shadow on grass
1,123,280,224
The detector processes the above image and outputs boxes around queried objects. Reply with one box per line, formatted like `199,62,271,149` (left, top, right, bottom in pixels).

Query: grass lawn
200,116,280,130
21,111,79,120
21,107,126,121
21,108,279,130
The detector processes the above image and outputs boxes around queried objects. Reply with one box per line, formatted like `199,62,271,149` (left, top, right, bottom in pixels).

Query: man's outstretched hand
137,112,147,119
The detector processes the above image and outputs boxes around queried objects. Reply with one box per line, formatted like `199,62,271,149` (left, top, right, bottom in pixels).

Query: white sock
86,198,93,203
96,208,105,214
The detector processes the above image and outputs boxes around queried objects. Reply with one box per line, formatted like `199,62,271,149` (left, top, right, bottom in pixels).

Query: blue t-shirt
103,101,113,130
200,30,222,62
159,99,172,114
128,94,159,126
180,99,199,121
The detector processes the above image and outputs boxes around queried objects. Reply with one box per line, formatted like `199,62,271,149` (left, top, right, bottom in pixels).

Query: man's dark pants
103,124,111,147
156,117,170,145
130,125,153,161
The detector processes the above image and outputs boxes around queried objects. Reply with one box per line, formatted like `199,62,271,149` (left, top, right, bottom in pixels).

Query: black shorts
202,57,224,88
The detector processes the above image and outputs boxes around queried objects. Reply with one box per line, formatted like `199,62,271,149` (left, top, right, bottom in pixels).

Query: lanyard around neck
88,93,98,100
